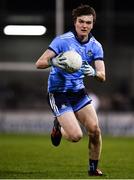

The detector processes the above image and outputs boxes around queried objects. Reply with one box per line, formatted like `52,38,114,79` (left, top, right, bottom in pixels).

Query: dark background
0,0,134,112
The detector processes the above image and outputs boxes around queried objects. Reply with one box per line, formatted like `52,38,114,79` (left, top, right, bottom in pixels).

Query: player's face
74,15,94,41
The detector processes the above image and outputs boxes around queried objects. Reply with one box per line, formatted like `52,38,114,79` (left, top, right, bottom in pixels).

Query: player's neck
72,29,92,44
77,35,88,42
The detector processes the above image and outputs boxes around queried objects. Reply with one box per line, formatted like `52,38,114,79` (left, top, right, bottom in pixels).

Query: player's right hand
49,53,67,69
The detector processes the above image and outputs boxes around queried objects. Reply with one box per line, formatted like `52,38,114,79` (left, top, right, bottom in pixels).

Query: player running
36,4,106,176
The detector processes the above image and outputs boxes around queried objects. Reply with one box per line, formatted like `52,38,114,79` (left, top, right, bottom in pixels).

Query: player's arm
35,49,56,69
81,60,106,82
36,49,67,70
94,60,106,82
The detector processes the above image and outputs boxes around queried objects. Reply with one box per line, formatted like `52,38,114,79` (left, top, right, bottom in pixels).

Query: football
62,50,82,73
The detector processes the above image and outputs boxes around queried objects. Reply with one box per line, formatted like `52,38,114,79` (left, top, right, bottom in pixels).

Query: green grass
0,134,134,179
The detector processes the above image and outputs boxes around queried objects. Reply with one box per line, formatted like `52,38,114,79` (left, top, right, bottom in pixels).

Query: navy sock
89,159,98,172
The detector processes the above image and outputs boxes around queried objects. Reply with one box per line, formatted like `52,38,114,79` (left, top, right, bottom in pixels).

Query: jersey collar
71,29,92,44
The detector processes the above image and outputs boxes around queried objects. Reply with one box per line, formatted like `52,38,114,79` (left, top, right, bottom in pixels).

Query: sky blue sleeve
48,36,64,55
93,42,104,60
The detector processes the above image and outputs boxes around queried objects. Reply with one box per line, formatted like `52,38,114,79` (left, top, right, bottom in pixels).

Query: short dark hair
72,4,96,24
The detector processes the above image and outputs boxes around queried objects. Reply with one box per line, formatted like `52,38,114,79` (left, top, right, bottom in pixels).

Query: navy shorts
47,89,92,117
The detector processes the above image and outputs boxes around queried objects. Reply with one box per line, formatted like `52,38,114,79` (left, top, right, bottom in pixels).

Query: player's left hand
81,61,96,77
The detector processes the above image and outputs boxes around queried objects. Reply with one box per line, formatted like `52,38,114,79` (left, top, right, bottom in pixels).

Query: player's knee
89,124,101,138
70,131,83,142
95,126,101,137
88,125,101,144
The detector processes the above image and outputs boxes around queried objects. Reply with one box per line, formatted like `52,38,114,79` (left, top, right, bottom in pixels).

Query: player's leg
75,103,102,176
58,111,83,142
51,111,83,146
48,92,83,146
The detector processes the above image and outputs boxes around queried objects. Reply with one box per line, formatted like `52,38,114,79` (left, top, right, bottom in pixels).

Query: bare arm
94,60,106,82
35,49,56,69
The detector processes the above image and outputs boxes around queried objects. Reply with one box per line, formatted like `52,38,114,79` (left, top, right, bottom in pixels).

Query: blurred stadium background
0,0,134,135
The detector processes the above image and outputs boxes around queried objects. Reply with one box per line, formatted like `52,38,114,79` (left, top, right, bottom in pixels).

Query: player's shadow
0,170,108,178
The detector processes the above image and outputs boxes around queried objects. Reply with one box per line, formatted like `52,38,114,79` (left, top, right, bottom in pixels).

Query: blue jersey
48,31,104,92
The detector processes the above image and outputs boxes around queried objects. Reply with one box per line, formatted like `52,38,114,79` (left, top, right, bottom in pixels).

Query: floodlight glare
3,25,47,36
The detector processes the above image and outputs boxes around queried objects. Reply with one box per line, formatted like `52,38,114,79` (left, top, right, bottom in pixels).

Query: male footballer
36,4,106,176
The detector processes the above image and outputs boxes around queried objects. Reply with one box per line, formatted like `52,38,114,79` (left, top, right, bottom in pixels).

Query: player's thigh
57,111,83,138
75,104,99,132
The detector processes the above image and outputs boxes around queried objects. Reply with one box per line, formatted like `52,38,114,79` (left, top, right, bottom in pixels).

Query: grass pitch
0,134,134,179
